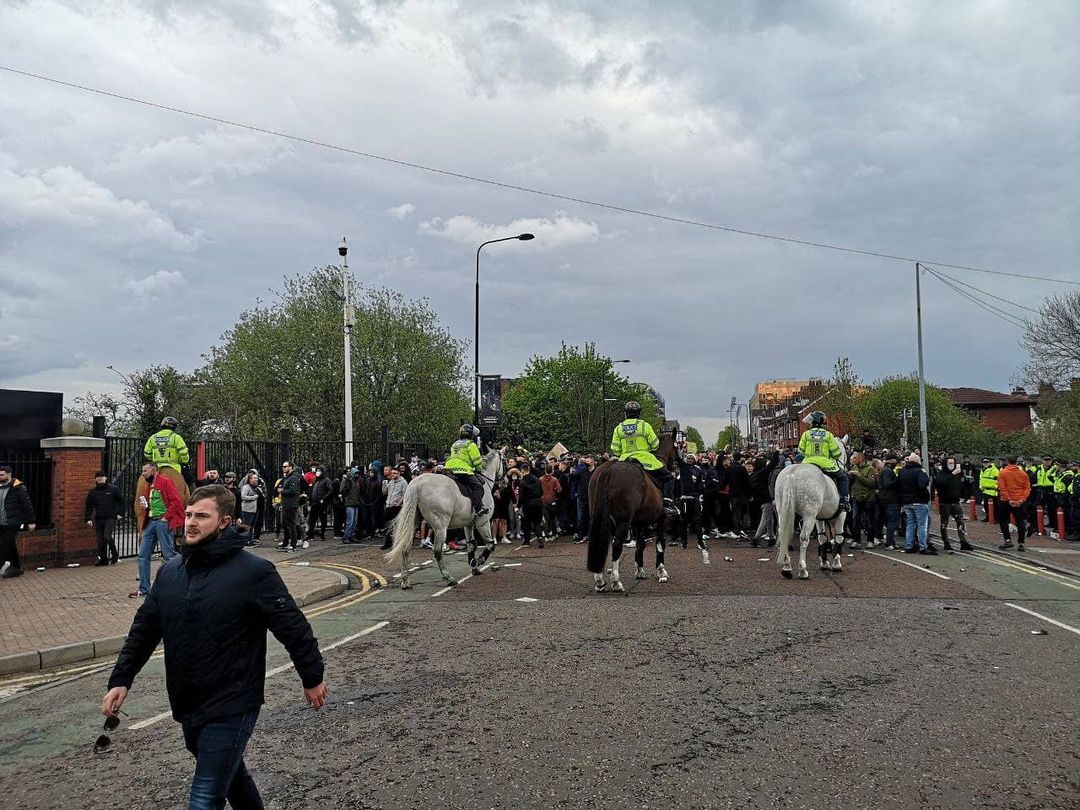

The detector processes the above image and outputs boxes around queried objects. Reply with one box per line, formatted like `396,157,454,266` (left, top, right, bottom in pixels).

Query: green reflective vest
1055,470,1073,494
610,419,663,470
445,439,483,474
979,465,999,496
798,428,841,473
143,429,189,472
1036,465,1057,488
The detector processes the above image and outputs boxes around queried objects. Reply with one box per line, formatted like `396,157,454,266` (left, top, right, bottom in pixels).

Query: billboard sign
479,375,502,426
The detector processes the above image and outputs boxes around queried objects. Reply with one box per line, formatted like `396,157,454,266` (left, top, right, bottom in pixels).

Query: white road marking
133,621,390,731
516,597,538,603
501,563,523,567
863,550,951,580
1003,603,1080,637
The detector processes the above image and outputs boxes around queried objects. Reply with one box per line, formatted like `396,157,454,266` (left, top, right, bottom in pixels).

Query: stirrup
838,498,851,512
474,506,490,517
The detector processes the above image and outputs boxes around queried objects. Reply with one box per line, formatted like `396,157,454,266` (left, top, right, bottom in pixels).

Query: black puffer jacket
84,482,124,521
108,526,323,728
931,468,964,504
898,462,930,505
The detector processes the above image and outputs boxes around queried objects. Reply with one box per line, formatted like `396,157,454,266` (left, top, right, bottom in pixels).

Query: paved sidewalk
0,549,347,666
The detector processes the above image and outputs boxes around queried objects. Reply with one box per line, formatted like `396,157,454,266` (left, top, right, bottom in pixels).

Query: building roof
941,387,1037,407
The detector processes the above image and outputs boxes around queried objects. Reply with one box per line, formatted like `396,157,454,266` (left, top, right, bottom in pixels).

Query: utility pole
339,238,353,462
914,263,930,470
900,407,913,452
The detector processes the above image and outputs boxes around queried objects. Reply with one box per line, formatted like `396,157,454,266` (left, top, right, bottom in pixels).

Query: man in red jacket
131,462,185,598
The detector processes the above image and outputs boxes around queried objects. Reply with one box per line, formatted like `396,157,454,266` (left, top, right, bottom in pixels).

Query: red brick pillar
40,437,105,566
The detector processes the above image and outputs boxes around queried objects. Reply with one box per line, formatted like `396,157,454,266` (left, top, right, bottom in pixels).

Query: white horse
385,449,505,589
773,437,849,579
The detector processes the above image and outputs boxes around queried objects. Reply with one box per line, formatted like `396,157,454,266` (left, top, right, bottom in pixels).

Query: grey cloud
559,117,610,154
0,0,1071,426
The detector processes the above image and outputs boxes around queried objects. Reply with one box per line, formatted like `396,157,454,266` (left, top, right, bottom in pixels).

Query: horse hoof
400,581,413,590
831,564,843,572
798,570,809,580
612,581,625,593
471,567,483,576
701,551,710,565
657,575,669,583
820,562,829,571
594,582,608,593
781,568,793,579
635,568,648,580
444,578,457,587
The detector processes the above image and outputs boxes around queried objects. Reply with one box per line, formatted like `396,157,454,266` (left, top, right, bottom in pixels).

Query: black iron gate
104,431,431,558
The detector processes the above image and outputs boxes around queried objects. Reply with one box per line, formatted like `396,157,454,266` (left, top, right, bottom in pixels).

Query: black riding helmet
806,411,826,428
160,416,179,430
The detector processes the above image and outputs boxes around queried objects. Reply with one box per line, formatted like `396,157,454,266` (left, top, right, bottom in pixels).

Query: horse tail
774,473,796,565
385,481,420,568
587,473,611,574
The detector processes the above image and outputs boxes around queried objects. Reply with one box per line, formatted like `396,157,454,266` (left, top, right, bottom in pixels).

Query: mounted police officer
797,411,850,512
445,424,489,517
610,401,678,516
144,416,190,477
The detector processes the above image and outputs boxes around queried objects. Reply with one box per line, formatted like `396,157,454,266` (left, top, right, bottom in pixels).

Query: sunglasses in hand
94,710,128,754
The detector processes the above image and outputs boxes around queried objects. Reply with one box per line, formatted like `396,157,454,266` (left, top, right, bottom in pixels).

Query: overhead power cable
2,63,1078,286
923,266,1029,330
921,264,1043,315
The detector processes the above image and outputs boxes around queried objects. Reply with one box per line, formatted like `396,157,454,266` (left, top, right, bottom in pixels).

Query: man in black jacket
931,456,973,551
877,454,902,549
0,464,36,579
725,454,753,537
85,470,124,565
677,454,705,549
103,484,326,809
278,461,302,551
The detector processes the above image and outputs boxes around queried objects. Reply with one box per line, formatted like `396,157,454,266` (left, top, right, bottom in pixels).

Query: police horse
586,432,679,592
386,448,505,589
773,437,849,579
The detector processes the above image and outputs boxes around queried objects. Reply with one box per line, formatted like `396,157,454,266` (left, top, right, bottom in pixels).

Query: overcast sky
1,0,1077,444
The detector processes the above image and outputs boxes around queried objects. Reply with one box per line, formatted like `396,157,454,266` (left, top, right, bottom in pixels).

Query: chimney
1010,386,1027,396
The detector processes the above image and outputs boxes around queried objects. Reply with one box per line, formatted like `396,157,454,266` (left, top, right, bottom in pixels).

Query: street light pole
474,233,535,425
340,238,353,461
914,263,929,472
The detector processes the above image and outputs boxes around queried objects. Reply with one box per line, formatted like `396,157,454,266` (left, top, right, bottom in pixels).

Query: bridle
477,451,507,488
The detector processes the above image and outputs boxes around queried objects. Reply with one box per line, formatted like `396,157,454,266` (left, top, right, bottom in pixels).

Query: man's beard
186,528,219,546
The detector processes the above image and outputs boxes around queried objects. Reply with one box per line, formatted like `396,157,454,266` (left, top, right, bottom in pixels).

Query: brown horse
587,432,678,592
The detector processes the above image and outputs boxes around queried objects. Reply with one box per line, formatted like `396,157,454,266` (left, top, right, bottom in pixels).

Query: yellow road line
965,550,1080,592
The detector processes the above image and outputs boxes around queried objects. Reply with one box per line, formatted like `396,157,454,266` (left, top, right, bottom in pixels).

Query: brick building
940,387,1038,434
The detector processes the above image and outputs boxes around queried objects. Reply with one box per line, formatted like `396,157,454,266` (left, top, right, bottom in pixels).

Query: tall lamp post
339,237,354,461
475,233,535,425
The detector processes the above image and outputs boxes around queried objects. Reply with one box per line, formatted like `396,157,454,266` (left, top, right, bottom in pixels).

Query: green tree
501,343,661,450
126,265,469,446
684,425,704,452
853,377,997,455
714,424,741,451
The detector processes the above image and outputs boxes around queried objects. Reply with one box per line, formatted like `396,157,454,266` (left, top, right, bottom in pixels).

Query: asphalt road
0,536,1077,809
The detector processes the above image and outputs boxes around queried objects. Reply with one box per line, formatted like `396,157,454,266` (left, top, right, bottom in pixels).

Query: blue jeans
903,503,929,550
576,500,590,537
182,710,262,810
343,506,358,540
138,518,177,595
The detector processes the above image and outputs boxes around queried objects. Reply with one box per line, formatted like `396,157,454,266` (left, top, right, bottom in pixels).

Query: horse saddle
440,470,473,498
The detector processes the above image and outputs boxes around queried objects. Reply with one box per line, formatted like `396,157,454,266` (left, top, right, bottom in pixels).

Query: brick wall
977,405,1034,434
18,438,106,566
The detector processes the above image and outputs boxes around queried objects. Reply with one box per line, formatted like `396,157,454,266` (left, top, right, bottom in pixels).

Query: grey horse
773,437,849,579
385,449,505,589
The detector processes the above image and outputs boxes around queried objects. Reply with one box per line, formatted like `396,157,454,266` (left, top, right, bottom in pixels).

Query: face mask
947,463,955,471
316,471,322,477
311,467,317,473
